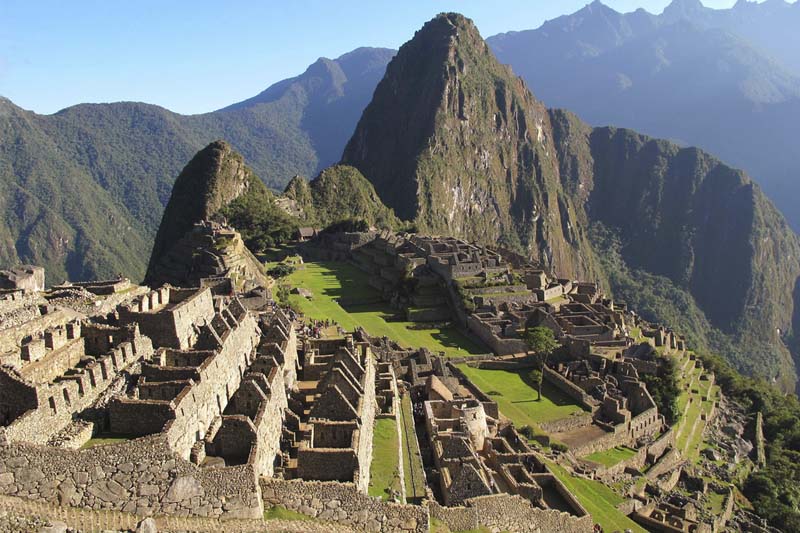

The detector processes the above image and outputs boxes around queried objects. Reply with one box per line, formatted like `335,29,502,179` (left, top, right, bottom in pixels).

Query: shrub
268,263,296,279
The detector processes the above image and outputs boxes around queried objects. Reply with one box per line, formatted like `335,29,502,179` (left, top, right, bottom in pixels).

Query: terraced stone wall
0,436,262,518
260,478,428,532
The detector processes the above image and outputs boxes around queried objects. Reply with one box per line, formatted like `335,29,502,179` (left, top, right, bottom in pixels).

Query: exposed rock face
145,141,270,285
550,109,800,389
342,13,600,280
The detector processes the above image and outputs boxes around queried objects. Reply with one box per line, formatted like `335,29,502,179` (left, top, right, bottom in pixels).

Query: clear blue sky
0,0,751,115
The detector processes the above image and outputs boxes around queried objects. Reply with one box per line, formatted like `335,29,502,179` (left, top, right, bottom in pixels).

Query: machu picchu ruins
0,218,768,532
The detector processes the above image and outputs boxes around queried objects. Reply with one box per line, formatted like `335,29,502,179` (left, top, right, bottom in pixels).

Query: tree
528,369,543,400
524,326,559,401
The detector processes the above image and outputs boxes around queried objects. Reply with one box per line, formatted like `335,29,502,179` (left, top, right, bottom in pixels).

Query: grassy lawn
583,446,638,467
547,462,646,533
80,435,132,449
263,505,312,521
285,261,486,357
457,365,586,428
368,418,402,501
399,393,426,503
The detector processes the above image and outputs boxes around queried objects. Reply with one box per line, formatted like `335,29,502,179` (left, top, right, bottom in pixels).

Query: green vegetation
0,48,394,283
589,221,797,392
583,446,638,467
80,436,131,449
286,166,400,230
456,365,585,428
698,351,800,531
547,462,646,533
220,183,298,252
285,261,486,357
263,505,313,521
639,355,681,425
368,418,402,501
267,263,296,279
399,393,427,503
524,326,559,400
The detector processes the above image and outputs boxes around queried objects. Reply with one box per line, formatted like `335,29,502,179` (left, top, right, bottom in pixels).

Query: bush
321,218,369,234
268,263,296,279
551,442,569,453
518,425,536,439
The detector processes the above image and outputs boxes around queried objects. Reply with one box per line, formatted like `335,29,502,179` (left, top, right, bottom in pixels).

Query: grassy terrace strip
400,393,427,502
547,463,646,533
263,505,313,521
368,418,402,501
285,261,487,357
583,446,638,467
456,365,587,427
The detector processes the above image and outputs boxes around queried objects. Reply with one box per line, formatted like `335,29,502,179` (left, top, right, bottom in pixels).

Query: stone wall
543,367,596,411
355,351,377,493
118,287,215,350
429,493,593,533
647,427,675,462
160,312,260,459
1,331,153,445
0,436,262,519
539,413,595,435
466,315,527,355
260,478,427,532
645,448,682,480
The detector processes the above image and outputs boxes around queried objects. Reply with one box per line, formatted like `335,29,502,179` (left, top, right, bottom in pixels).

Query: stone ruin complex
0,226,744,532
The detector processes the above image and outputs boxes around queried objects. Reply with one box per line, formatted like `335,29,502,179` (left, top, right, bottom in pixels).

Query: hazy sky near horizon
0,0,780,114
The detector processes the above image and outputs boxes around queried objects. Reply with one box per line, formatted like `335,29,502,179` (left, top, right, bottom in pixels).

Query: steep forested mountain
0,48,394,282
487,0,800,231
342,12,800,391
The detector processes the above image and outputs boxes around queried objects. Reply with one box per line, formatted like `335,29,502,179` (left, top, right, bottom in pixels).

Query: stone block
138,484,159,496
136,517,158,533
16,467,44,484
163,476,203,503
0,472,13,485
39,522,68,533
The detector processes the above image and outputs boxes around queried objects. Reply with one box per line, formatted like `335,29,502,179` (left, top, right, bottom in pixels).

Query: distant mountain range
0,47,393,282
488,0,800,232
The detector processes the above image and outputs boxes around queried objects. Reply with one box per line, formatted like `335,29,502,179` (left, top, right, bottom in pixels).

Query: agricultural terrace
547,462,646,533
583,446,638,467
283,261,486,358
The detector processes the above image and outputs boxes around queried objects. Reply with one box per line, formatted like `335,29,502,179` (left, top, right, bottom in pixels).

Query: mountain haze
487,0,800,230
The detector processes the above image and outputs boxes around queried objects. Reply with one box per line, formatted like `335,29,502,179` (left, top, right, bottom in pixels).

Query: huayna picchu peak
343,13,600,282
3,5,800,533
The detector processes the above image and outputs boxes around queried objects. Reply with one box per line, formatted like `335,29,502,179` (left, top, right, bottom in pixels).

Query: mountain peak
145,140,269,283
341,13,593,277
663,0,707,19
